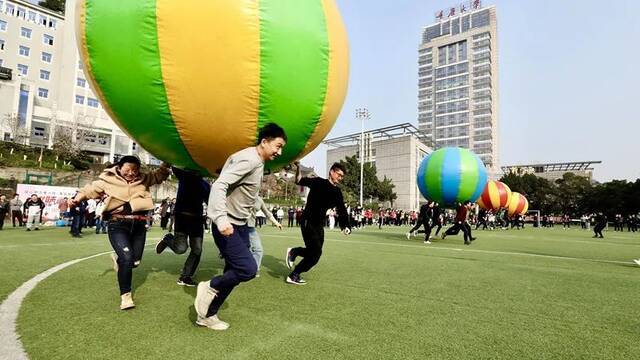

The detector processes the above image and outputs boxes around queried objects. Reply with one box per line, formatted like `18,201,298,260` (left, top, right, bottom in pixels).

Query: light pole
355,108,370,208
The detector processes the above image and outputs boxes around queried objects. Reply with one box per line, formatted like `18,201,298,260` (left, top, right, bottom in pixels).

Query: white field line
0,240,159,360
261,233,633,265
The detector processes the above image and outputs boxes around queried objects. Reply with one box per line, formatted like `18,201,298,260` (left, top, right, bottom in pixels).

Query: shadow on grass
261,254,289,279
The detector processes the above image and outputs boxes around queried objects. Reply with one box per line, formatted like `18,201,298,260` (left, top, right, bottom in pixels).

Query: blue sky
303,0,640,182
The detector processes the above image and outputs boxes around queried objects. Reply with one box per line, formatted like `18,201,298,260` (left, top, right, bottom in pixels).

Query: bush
61,164,75,171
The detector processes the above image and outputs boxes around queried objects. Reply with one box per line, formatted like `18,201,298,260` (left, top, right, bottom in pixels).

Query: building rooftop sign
435,0,482,21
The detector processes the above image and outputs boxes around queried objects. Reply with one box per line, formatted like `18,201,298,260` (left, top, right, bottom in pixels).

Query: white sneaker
423,240,431,245
120,292,135,310
196,314,229,331
285,248,294,269
633,259,640,267
194,281,217,318
111,253,119,272
405,232,411,240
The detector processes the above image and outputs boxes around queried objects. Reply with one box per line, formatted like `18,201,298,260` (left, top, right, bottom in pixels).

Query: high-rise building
0,0,155,164
417,1,498,171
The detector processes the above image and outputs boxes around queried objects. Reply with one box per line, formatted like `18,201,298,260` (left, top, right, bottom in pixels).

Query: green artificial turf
2,225,640,359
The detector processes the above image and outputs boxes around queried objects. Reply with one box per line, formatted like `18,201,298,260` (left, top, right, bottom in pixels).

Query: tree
1,113,29,145
38,0,65,13
337,155,397,206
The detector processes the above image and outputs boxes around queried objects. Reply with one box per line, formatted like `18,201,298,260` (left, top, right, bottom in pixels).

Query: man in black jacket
285,162,351,285
156,167,211,287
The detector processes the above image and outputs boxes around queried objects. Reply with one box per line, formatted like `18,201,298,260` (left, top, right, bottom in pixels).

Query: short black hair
257,123,287,144
330,163,346,174
116,155,141,168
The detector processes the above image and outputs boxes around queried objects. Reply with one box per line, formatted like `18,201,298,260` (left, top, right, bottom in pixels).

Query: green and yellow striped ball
76,0,349,174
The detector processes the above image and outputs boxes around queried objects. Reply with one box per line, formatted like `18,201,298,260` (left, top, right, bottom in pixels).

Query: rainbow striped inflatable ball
507,192,529,217
477,180,512,211
416,147,488,206
76,0,349,174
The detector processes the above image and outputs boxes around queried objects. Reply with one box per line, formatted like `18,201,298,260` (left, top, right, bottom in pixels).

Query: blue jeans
71,214,83,235
248,227,263,269
207,224,257,316
108,220,147,295
95,218,107,234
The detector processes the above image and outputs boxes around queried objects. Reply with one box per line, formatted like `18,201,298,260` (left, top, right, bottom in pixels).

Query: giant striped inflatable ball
417,147,488,207
507,192,529,217
76,0,349,174
477,180,512,211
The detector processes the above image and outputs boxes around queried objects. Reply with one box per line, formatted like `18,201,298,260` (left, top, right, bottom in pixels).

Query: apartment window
33,126,45,138
471,9,490,28
20,27,31,39
38,87,49,98
0,39,4,51
5,4,14,16
461,15,470,32
39,15,47,26
41,52,52,63
17,64,28,76
40,69,50,80
48,19,57,29
78,60,83,70
76,78,86,87
16,7,25,19
43,34,54,46
451,18,460,35
441,21,450,35
87,98,99,108
458,41,467,61
0,20,6,31
19,45,30,57
28,11,36,23
75,95,85,104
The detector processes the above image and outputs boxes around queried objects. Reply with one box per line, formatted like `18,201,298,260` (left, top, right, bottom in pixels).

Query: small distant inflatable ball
77,0,349,174
477,180,512,211
508,192,529,217
416,147,488,206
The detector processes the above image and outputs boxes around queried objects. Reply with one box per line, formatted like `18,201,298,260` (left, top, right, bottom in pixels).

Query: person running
194,123,286,331
441,201,475,245
593,212,607,239
155,167,211,287
69,156,171,310
407,201,434,244
285,162,351,285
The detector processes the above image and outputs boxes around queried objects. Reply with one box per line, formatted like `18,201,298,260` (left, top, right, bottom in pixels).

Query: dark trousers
594,223,605,237
288,216,294,227
291,220,324,275
164,213,205,278
12,210,23,226
160,215,170,229
445,221,472,243
71,214,83,235
207,224,257,317
108,220,147,295
0,212,6,229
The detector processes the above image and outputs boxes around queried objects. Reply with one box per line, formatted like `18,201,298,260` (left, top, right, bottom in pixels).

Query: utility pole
355,108,370,207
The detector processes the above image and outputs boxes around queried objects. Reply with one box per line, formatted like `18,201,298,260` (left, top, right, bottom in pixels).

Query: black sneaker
177,277,197,287
286,273,307,285
156,233,173,254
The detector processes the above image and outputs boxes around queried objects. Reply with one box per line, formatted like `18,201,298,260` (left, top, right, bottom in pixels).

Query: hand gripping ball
76,0,349,174
507,192,529,217
477,180,512,211
416,147,488,207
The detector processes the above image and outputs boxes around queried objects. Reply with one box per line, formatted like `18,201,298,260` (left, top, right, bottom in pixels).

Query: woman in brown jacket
70,156,171,310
